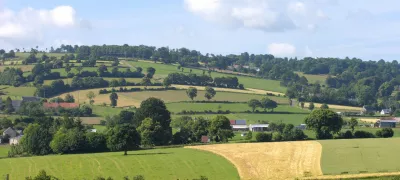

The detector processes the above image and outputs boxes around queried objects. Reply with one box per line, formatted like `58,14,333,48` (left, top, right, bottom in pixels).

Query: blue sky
0,0,400,60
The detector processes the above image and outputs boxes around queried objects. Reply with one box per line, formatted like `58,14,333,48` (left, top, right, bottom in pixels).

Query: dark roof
363,106,375,111
22,96,40,102
11,100,22,107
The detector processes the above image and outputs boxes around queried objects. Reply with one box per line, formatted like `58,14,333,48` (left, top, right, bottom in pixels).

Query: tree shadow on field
127,152,173,156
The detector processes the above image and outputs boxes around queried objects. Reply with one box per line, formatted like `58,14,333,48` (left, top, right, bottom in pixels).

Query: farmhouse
249,124,269,132
380,109,391,115
201,136,210,143
43,102,79,109
2,127,17,138
9,135,23,145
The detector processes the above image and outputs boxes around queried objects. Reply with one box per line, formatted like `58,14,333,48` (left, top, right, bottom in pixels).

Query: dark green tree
106,124,141,155
110,92,118,107
348,118,358,132
248,99,261,112
204,86,216,100
186,87,198,101
304,109,344,139
208,115,234,142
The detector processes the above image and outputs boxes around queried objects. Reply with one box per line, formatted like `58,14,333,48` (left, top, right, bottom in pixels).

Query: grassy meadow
295,71,329,84
0,148,239,180
319,138,400,175
0,145,9,158
126,60,287,93
0,85,36,97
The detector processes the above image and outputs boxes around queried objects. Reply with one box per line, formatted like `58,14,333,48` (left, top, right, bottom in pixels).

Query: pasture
125,60,287,93
0,65,34,72
319,138,400,175
173,112,308,125
166,103,306,113
187,141,322,180
295,72,329,84
0,148,239,180
44,77,144,85
0,85,36,97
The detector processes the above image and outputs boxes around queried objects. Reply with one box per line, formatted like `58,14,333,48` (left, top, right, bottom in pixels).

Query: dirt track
187,141,323,180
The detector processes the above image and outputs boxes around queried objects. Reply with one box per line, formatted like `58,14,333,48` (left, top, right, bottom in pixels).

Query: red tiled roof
43,103,79,109
201,136,209,143
230,120,236,125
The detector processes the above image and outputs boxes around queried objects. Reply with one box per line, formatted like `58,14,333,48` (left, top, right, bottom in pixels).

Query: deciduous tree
107,124,141,155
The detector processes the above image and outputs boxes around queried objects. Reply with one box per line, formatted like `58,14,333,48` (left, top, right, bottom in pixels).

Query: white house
9,135,23,145
249,124,269,132
380,109,391,115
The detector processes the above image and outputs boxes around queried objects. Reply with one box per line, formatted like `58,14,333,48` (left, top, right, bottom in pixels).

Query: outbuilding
231,125,249,131
377,120,396,128
249,124,269,132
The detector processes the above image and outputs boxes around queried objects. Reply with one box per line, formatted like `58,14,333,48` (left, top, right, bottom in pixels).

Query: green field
120,90,285,104
319,138,400,175
0,148,239,180
0,85,36,97
91,105,124,117
173,112,308,125
296,72,328,84
0,145,9,158
166,103,307,114
126,60,286,93
51,67,130,77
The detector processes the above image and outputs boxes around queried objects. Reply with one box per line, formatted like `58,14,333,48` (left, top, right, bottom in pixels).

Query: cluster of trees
247,98,278,112
0,68,24,86
163,73,243,89
185,87,216,101
35,77,109,97
0,49,16,60
253,122,308,142
96,65,144,78
171,115,234,144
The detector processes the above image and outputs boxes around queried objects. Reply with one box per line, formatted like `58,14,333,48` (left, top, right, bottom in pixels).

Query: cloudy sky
0,0,400,60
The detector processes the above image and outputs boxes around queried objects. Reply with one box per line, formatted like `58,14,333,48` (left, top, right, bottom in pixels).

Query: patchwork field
319,138,400,175
0,148,239,180
166,103,306,113
187,141,322,180
0,65,34,72
125,60,287,93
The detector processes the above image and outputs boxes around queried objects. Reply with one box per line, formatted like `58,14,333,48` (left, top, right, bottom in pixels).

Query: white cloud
184,0,296,32
316,9,329,20
0,5,82,47
288,1,306,15
268,43,296,56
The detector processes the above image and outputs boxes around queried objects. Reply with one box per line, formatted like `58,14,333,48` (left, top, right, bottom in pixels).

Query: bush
376,128,394,138
354,130,375,138
255,132,272,142
337,130,353,139
272,132,282,141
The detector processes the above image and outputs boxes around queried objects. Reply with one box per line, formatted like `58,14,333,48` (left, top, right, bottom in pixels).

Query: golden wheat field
304,102,362,111
172,85,285,96
187,141,323,180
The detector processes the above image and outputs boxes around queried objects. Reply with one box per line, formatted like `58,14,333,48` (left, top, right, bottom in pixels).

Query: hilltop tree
133,98,172,145
204,86,216,100
304,109,344,139
186,87,198,101
86,91,96,105
208,115,234,142
107,124,141,155
248,99,261,112
110,92,118,107
136,67,143,73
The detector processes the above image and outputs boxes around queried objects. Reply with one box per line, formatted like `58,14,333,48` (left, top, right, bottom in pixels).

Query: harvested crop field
304,102,362,111
187,141,323,180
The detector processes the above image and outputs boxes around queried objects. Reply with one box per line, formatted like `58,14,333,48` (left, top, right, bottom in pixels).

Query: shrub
337,130,353,139
255,132,272,142
376,128,394,138
354,130,375,138
272,132,282,141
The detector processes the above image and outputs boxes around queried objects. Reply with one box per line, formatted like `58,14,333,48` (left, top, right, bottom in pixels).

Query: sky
0,0,400,60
